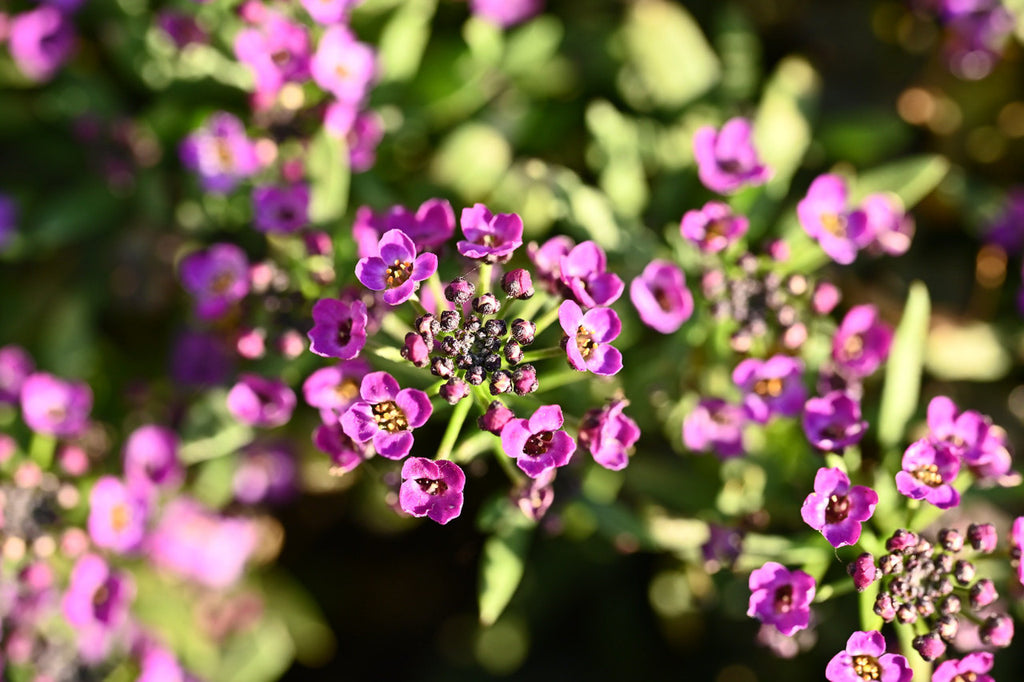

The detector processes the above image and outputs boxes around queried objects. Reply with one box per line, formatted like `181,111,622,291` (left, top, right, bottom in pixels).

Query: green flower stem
451,430,495,464
427,271,450,313
858,579,883,632
533,303,562,336
895,622,931,680
380,311,413,341
408,296,428,318
493,442,524,484
478,263,492,295
29,433,57,470
520,347,563,364
813,577,856,603
533,368,586,393
436,397,472,461
510,293,547,324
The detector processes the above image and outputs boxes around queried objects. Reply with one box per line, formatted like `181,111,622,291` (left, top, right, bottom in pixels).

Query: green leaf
307,128,350,225
218,618,296,682
431,123,511,201
851,155,950,208
878,281,931,448
478,519,533,626
378,0,437,82
753,56,820,199
179,388,253,464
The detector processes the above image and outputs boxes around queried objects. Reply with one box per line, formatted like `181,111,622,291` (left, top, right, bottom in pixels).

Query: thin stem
533,368,586,393
493,443,524,484
436,397,472,461
478,263,492,295
895,621,931,680
427,271,450,314
533,302,562,336
508,292,546,324
520,347,563,364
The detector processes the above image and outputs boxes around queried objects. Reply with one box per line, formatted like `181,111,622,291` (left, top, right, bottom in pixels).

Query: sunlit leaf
878,281,931,448
851,155,950,208
478,519,532,626
307,128,350,225
378,0,437,82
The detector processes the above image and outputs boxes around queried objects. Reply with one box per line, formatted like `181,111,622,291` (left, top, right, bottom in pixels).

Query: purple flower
747,561,815,636
629,259,694,334
528,235,574,290
311,26,376,104
234,442,296,505
0,345,34,404
558,300,623,376
457,204,524,263
862,193,914,256
680,201,749,253
514,468,556,521
20,372,92,437
171,330,232,387
500,404,577,478
62,554,133,663
832,305,893,379
558,241,624,308
895,439,961,509
800,468,878,548
470,0,543,27
578,400,641,471
308,298,368,359
985,188,1024,254
0,194,17,250
314,422,372,473
1013,516,1024,586
123,425,183,491
692,117,771,194
301,0,360,25
179,112,259,193
8,7,75,82
302,359,370,423
398,457,465,524
812,281,842,315
702,524,744,572
352,199,455,258
156,10,207,48
926,396,988,457
234,11,310,104
179,243,250,320
848,553,877,592
825,630,912,682
348,110,384,173
732,355,806,423
88,476,149,554
226,374,297,428
355,229,438,306
802,391,867,452
253,184,309,233
798,174,872,265
932,653,994,682
340,371,432,460
137,641,190,682
682,398,745,458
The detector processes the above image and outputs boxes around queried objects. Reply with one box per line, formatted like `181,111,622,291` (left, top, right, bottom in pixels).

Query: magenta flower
680,201,749,253
0,345,34,404
558,241,624,308
800,468,878,548
457,203,524,262
352,199,455,258
179,243,250,320
179,112,259,193
558,300,623,376
1012,516,1024,586
314,422,372,473
469,0,543,27
156,10,207,48
348,111,384,173
747,562,815,636
692,117,771,194
895,439,961,509
233,443,296,505
798,174,872,265
123,425,183,491
20,372,92,437
862,193,914,256
732,355,806,423
832,305,893,379
301,0,360,25
825,630,912,682
311,26,376,104
932,653,994,682
985,187,1024,254
683,398,745,458
62,554,133,663
226,374,297,428
302,359,370,423
234,11,310,104
0,194,17,251
356,229,438,306
340,371,432,460
500,404,577,478
629,259,694,334
578,400,641,471
88,476,149,554
137,641,189,682
253,184,309,233
399,457,466,524
8,7,74,82
528,235,574,290
308,298,368,359
924,396,1013,484
802,391,867,452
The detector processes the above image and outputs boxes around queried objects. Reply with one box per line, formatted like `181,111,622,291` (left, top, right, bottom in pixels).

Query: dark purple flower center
415,477,448,496
824,493,850,524
337,317,354,346
277,206,297,223
110,503,131,532
753,377,783,398
820,212,848,238
270,49,292,67
705,219,731,239
773,584,794,613
912,463,944,487
718,157,744,173
851,654,881,681
372,400,408,432
575,326,597,359
385,259,413,289
524,430,554,456
653,286,674,312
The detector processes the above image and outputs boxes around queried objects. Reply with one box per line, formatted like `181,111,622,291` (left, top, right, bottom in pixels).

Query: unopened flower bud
980,614,1014,648
969,578,998,608
481,353,501,373
895,604,917,625
439,378,470,405
445,276,474,305
912,632,945,661
512,364,538,395
401,333,430,367
940,594,961,616
415,314,440,339
501,269,534,299
967,523,998,553
879,553,903,575
439,310,460,332
933,553,954,574
511,319,536,345
811,281,841,315
874,594,896,621
953,559,975,585
939,528,964,553
439,336,460,357
915,597,935,618
489,370,512,395
479,401,515,435
463,314,482,333
483,319,507,338
504,341,524,365
847,553,877,592
886,529,918,553
430,356,455,379
465,366,486,385
473,293,499,316
935,614,959,641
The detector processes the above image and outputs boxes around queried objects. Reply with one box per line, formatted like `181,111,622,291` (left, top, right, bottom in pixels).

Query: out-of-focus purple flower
20,372,92,437
348,110,384,173
683,398,745,458
469,0,543,27
399,457,465,524
88,476,149,554
528,235,574,291
171,330,232,387
147,498,256,588
179,112,259,193
179,243,250,320
340,371,432,459
253,184,309,233
0,345,34,404
932,652,994,682
308,298,368,359
156,10,207,49
234,11,310,105
352,199,455,258
500,404,576,478
558,241,624,308
895,439,961,509
578,400,640,471
812,281,841,315
702,524,743,573
802,391,867,452
226,374,297,428
926,396,987,458
747,561,815,636
234,442,296,505
862,193,914,256
558,300,623,376
1012,516,1024,586
313,422,372,473
311,26,376,104
301,0,360,25
692,117,771,194
732,355,806,423
832,305,893,379
123,425,183,491
137,640,190,682
984,188,1024,254
800,467,878,548
355,229,438,306
798,174,871,265
629,260,693,334
62,554,134,663
680,201,749,253
0,194,17,250
457,203,524,263
825,630,912,682
8,7,75,82
514,468,555,521
302,359,370,423
943,5,1015,80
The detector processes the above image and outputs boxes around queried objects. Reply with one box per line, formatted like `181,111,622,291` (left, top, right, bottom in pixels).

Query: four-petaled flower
20,372,93,438
895,439,961,509
629,259,694,334
798,174,871,265
558,241,624,308
692,117,771,194
356,229,438,306
179,243,251,320
578,400,641,471
747,561,815,636
802,391,867,452
825,630,912,682
680,201,749,253
500,404,577,478
308,299,368,359
800,468,878,548
683,398,746,459
932,652,995,682
88,476,149,554
399,457,466,524
558,300,623,376
831,305,893,379
733,355,806,423
340,371,432,459
456,203,524,262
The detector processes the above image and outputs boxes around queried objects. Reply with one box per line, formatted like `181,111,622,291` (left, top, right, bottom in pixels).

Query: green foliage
878,281,932,449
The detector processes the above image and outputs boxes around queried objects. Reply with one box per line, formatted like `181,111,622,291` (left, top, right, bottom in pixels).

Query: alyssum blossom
683,398,745,459
558,300,623,376
558,240,624,308
20,372,92,437
179,243,250,320
226,374,297,428
399,457,466,524
457,203,524,262
340,371,432,459
355,229,438,306
800,467,878,548
680,201,749,253
692,117,771,194
802,391,867,452
732,355,806,423
307,298,368,359
895,438,961,509
825,630,912,682
798,174,871,265
832,304,893,379
500,404,577,478
629,259,694,334
747,561,815,636
578,400,640,471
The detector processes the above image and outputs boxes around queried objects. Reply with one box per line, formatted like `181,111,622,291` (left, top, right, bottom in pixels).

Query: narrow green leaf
378,0,436,82
307,128,350,225
179,388,253,464
753,56,820,199
219,618,296,682
478,521,532,626
878,281,931,448
851,155,950,208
